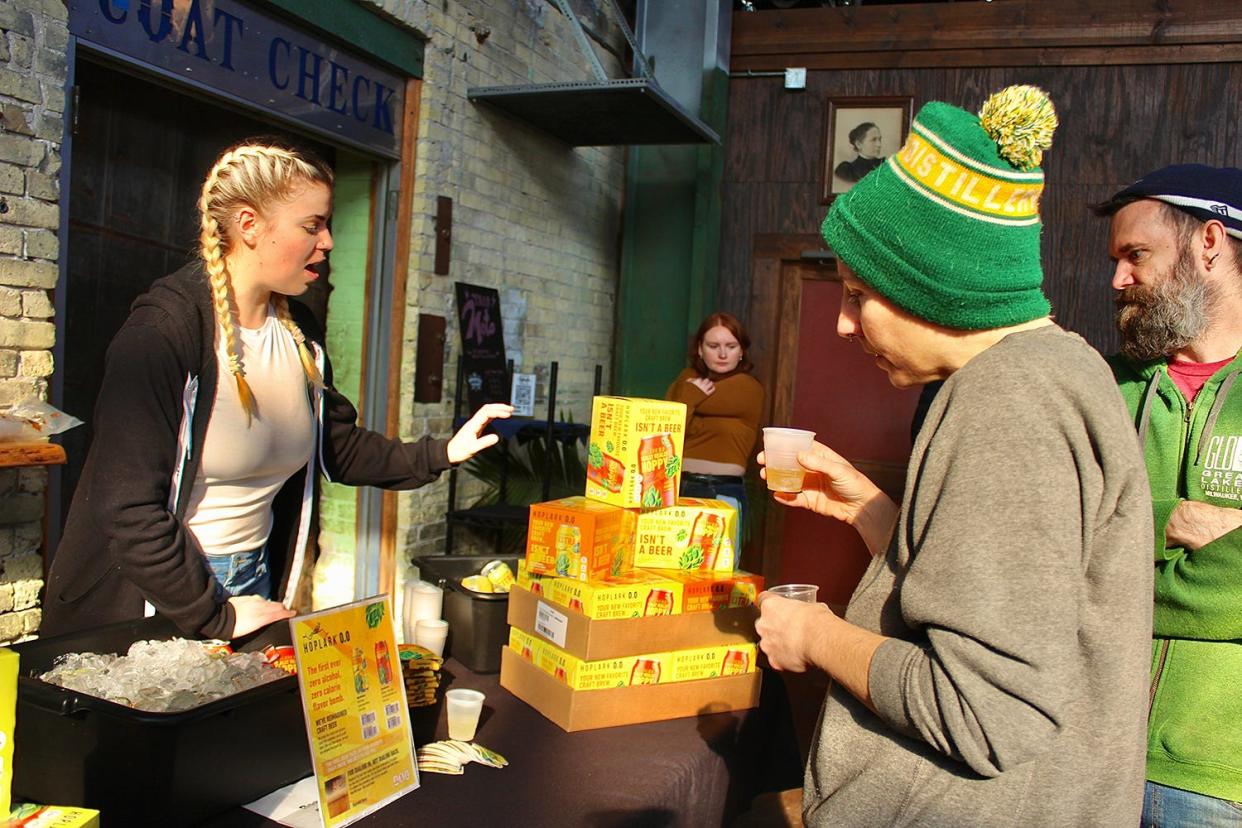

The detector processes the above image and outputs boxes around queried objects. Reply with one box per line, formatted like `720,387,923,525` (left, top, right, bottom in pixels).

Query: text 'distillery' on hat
822,85,1058,330
1108,164,1242,239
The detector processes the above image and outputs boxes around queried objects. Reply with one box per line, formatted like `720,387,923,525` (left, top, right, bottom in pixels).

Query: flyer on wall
290,596,419,827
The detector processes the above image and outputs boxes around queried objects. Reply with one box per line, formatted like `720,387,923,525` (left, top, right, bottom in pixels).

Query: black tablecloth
198,659,801,828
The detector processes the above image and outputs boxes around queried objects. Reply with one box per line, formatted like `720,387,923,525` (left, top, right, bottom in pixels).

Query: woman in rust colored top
665,312,765,548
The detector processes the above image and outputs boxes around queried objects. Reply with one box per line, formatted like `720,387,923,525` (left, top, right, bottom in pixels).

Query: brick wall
362,0,626,573
0,0,65,643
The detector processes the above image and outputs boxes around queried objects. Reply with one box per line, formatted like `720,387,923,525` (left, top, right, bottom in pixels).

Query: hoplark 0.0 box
634,498,738,571
550,568,683,619
655,569,765,613
667,643,758,682
524,496,637,581
585,397,687,509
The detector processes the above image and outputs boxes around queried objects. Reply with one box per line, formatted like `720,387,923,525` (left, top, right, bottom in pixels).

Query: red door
778,278,922,609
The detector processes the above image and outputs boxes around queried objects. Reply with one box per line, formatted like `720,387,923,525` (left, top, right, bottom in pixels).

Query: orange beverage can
643,588,675,616
721,647,751,676
638,434,677,507
629,658,662,685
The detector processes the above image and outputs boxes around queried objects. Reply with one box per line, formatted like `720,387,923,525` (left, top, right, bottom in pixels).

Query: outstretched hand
446,403,515,463
228,595,296,639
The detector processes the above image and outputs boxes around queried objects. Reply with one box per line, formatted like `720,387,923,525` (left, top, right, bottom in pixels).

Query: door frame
745,233,907,593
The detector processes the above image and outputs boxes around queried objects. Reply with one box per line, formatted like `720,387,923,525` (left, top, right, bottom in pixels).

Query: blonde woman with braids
44,140,511,640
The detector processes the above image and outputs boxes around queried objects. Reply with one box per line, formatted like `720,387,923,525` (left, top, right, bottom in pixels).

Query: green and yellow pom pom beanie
822,85,1057,330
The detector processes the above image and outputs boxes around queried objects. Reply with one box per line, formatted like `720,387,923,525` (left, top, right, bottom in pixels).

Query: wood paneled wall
720,1,1242,355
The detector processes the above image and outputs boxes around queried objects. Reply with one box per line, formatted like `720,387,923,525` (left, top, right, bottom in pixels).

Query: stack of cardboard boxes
500,397,765,731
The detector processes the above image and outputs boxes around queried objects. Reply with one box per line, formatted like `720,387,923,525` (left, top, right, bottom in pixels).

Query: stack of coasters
398,644,443,708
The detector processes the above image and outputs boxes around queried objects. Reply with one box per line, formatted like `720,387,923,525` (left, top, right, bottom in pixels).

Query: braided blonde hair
197,140,332,423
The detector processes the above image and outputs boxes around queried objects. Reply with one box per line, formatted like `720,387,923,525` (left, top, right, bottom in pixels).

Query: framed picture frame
821,95,914,204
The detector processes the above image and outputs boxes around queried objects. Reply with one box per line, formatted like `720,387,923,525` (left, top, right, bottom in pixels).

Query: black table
199,659,801,828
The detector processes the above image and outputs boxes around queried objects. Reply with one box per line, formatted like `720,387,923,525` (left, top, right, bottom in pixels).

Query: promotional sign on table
291,597,418,827
454,282,508,414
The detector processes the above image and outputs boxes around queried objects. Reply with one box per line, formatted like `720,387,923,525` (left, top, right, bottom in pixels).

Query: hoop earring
1207,252,1220,268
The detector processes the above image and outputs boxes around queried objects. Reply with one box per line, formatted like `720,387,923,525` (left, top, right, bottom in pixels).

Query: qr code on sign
361,711,377,727
510,372,536,416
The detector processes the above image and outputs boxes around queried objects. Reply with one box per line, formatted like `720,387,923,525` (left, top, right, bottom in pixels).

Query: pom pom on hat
978,85,1058,170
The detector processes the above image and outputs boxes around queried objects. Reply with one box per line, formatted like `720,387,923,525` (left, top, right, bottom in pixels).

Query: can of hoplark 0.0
480,560,515,593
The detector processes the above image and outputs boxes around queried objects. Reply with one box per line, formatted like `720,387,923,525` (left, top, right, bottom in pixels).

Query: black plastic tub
413,554,518,674
11,615,310,826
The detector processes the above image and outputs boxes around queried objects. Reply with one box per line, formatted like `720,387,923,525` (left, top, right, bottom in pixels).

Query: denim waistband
682,471,744,485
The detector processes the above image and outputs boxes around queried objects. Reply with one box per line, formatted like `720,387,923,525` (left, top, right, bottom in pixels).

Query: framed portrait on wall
821,96,914,204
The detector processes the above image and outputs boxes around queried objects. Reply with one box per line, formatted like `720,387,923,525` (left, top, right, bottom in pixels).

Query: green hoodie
1111,353,1242,803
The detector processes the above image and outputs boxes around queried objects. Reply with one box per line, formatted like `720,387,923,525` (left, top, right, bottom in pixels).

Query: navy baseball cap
1110,164,1242,239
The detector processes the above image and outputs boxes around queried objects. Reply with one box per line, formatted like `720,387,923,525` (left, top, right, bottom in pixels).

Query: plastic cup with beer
762,427,816,492
445,688,486,741
767,583,819,603
415,619,449,658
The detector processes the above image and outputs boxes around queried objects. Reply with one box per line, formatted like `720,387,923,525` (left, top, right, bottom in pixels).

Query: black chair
443,360,601,554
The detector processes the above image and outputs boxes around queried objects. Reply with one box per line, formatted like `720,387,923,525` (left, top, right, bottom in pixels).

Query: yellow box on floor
524,496,637,582
585,397,686,509
634,498,738,571
6,804,101,827
1,648,15,817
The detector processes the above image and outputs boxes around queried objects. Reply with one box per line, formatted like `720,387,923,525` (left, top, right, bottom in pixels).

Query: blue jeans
205,546,271,600
1143,781,1242,827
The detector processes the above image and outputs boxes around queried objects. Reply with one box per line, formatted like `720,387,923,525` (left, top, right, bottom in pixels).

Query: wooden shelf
0,442,66,468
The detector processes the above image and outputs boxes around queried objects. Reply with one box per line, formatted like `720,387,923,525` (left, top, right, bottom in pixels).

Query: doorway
53,58,396,587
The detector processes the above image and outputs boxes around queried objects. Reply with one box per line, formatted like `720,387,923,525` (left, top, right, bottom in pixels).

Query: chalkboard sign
454,282,508,413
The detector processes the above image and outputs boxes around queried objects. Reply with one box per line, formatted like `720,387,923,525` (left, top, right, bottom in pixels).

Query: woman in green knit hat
753,87,1155,826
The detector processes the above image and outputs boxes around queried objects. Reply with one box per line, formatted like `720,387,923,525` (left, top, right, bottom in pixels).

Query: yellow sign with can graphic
291,597,418,827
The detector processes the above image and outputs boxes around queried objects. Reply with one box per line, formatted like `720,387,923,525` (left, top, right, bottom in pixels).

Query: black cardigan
43,263,450,639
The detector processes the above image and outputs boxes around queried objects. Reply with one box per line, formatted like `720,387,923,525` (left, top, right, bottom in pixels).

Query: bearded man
1096,165,1242,827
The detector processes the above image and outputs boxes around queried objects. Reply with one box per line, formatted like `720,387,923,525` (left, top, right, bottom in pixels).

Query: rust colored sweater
665,368,764,469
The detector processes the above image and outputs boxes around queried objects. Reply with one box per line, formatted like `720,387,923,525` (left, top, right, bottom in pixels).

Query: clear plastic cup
415,619,449,658
762,428,816,492
767,583,819,603
445,688,486,741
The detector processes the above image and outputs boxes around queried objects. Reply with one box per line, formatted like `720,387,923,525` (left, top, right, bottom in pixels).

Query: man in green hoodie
1096,165,1242,826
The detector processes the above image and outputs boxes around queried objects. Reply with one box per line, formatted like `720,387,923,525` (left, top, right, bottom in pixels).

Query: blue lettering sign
99,0,126,24
269,36,290,90
177,0,208,60
70,0,405,158
214,9,243,71
138,0,171,43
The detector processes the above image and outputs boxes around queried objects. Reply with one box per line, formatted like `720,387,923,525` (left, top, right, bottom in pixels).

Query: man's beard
1115,249,1216,362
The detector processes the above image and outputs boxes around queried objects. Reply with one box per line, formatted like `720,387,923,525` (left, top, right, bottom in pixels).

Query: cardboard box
655,569,765,614
500,647,761,732
585,397,687,509
516,559,555,597
1,648,15,817
667,643,758,682
508,626,544,664
634,498,738,571
524,497,637,581
534,642,669,691
6,804,101,827
550,568,683,619
508,583,756,661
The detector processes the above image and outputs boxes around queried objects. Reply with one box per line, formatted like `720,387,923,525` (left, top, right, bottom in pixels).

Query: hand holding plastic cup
762,427,816,493
416,619,449,658
767,583,819,603
445,688,486,741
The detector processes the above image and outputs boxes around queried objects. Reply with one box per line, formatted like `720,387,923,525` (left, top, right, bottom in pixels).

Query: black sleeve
320,382,452,488
86,315,233,638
